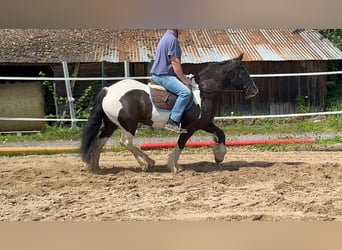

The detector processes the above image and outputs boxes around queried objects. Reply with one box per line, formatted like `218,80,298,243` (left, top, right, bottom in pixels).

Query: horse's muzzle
244,81,258,99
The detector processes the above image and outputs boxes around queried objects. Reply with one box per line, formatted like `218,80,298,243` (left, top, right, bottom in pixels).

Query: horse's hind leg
87,118,117,172
120,131,155,171
87,137,107,172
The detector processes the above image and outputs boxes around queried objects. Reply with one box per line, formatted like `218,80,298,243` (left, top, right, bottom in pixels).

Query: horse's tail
80,87,108,163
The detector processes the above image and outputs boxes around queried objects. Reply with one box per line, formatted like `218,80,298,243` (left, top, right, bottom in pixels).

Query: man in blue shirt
150,29,192,133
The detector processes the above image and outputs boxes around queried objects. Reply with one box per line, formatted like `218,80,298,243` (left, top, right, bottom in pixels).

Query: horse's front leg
120,131,155,171
167,131,194,174
203,122,227,164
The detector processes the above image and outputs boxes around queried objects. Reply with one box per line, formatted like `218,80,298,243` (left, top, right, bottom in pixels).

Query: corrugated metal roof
1,29,342,64
180,29,342,62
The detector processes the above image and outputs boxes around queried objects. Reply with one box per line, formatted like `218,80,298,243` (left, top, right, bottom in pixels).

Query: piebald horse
80,54,258,173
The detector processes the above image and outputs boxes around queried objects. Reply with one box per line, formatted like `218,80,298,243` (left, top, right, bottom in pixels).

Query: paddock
0,148,341,221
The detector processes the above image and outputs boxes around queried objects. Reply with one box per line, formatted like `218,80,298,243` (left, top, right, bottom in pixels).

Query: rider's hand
183,78,192,87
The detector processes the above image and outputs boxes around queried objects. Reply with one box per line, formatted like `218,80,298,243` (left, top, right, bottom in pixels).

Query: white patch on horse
211,143,227,164
191,77,201,108
120,130,155,171
167,145,183,174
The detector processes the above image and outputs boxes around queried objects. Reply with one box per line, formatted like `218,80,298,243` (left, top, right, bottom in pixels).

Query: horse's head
197,53,258,99
226,53,258,99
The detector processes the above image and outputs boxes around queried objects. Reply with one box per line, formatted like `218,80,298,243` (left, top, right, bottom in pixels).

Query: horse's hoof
85,163,100,173
141,166,149,172
141,159,155,172
215,158,223,165
169,165,183,174
149,159,156,168
168,164,177,174
90,167,101,174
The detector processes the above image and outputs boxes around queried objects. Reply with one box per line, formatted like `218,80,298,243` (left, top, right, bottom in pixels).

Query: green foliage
39,71,52,91
74,83,97,119
41,75,98,122
319,29,342,51
325,80,342,111
318,29,342,83
317,29,342,113
296,95,310,113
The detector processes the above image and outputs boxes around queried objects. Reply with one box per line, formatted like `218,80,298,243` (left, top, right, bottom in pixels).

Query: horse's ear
236,53,243,62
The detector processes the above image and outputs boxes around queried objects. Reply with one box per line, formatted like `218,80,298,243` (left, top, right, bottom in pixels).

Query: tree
319,29,342,50
318,29,342,73
318,29,342,111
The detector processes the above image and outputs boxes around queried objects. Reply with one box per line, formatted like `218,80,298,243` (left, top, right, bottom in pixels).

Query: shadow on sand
90,160,305,175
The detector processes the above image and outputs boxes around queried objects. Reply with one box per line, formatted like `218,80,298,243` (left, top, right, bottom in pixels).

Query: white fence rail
1,69,342,124
1,70,342,81
1,110,342,123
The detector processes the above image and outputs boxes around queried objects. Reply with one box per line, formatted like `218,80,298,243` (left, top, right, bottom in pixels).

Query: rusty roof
1,29,342,64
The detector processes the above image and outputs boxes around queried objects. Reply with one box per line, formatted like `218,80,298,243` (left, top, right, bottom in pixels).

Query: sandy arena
0,147,341,221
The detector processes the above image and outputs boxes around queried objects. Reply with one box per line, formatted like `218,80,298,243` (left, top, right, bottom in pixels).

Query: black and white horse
80,54,258,173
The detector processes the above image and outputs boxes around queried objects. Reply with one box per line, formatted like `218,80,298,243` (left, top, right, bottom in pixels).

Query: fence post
101,60,107,88
124,60,130,77
62,61,77,127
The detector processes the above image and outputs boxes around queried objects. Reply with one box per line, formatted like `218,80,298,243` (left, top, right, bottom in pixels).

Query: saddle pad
150,86,172,110
149,82,167,91
148,82,193,111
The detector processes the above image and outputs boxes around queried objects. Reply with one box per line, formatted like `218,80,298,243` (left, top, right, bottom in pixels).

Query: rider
150,29,192,133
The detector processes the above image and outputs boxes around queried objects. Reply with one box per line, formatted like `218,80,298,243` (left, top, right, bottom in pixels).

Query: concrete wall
0,81,45,131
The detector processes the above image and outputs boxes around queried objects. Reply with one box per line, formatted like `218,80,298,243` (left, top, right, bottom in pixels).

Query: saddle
148,81,193,111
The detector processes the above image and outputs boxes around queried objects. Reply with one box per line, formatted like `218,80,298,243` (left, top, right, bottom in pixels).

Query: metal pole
124,60,130,77
62,61,76,127
52,81,59,121
101,60,107,88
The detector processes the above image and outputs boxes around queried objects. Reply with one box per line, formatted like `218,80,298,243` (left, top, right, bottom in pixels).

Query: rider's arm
170,55,192,86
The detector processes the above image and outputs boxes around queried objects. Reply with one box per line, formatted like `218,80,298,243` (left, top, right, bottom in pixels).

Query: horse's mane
197,59,235,80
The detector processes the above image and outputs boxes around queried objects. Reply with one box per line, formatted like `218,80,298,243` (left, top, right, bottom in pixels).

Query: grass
245,136,342,152
1,113,341,143
216,115,342,135
0,125,82,142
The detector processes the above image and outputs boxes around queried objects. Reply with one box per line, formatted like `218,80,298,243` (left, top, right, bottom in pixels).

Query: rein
190,70,245,94
191,81,244,94
198,87,243,94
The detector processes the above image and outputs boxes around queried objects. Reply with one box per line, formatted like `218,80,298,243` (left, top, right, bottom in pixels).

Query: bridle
197,86,243,94
191,68,251,94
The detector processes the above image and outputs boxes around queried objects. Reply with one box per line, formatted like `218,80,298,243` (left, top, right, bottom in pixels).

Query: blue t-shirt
150,30,182,76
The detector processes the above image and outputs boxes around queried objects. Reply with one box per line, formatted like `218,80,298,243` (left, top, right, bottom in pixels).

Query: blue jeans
151,74,191,123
